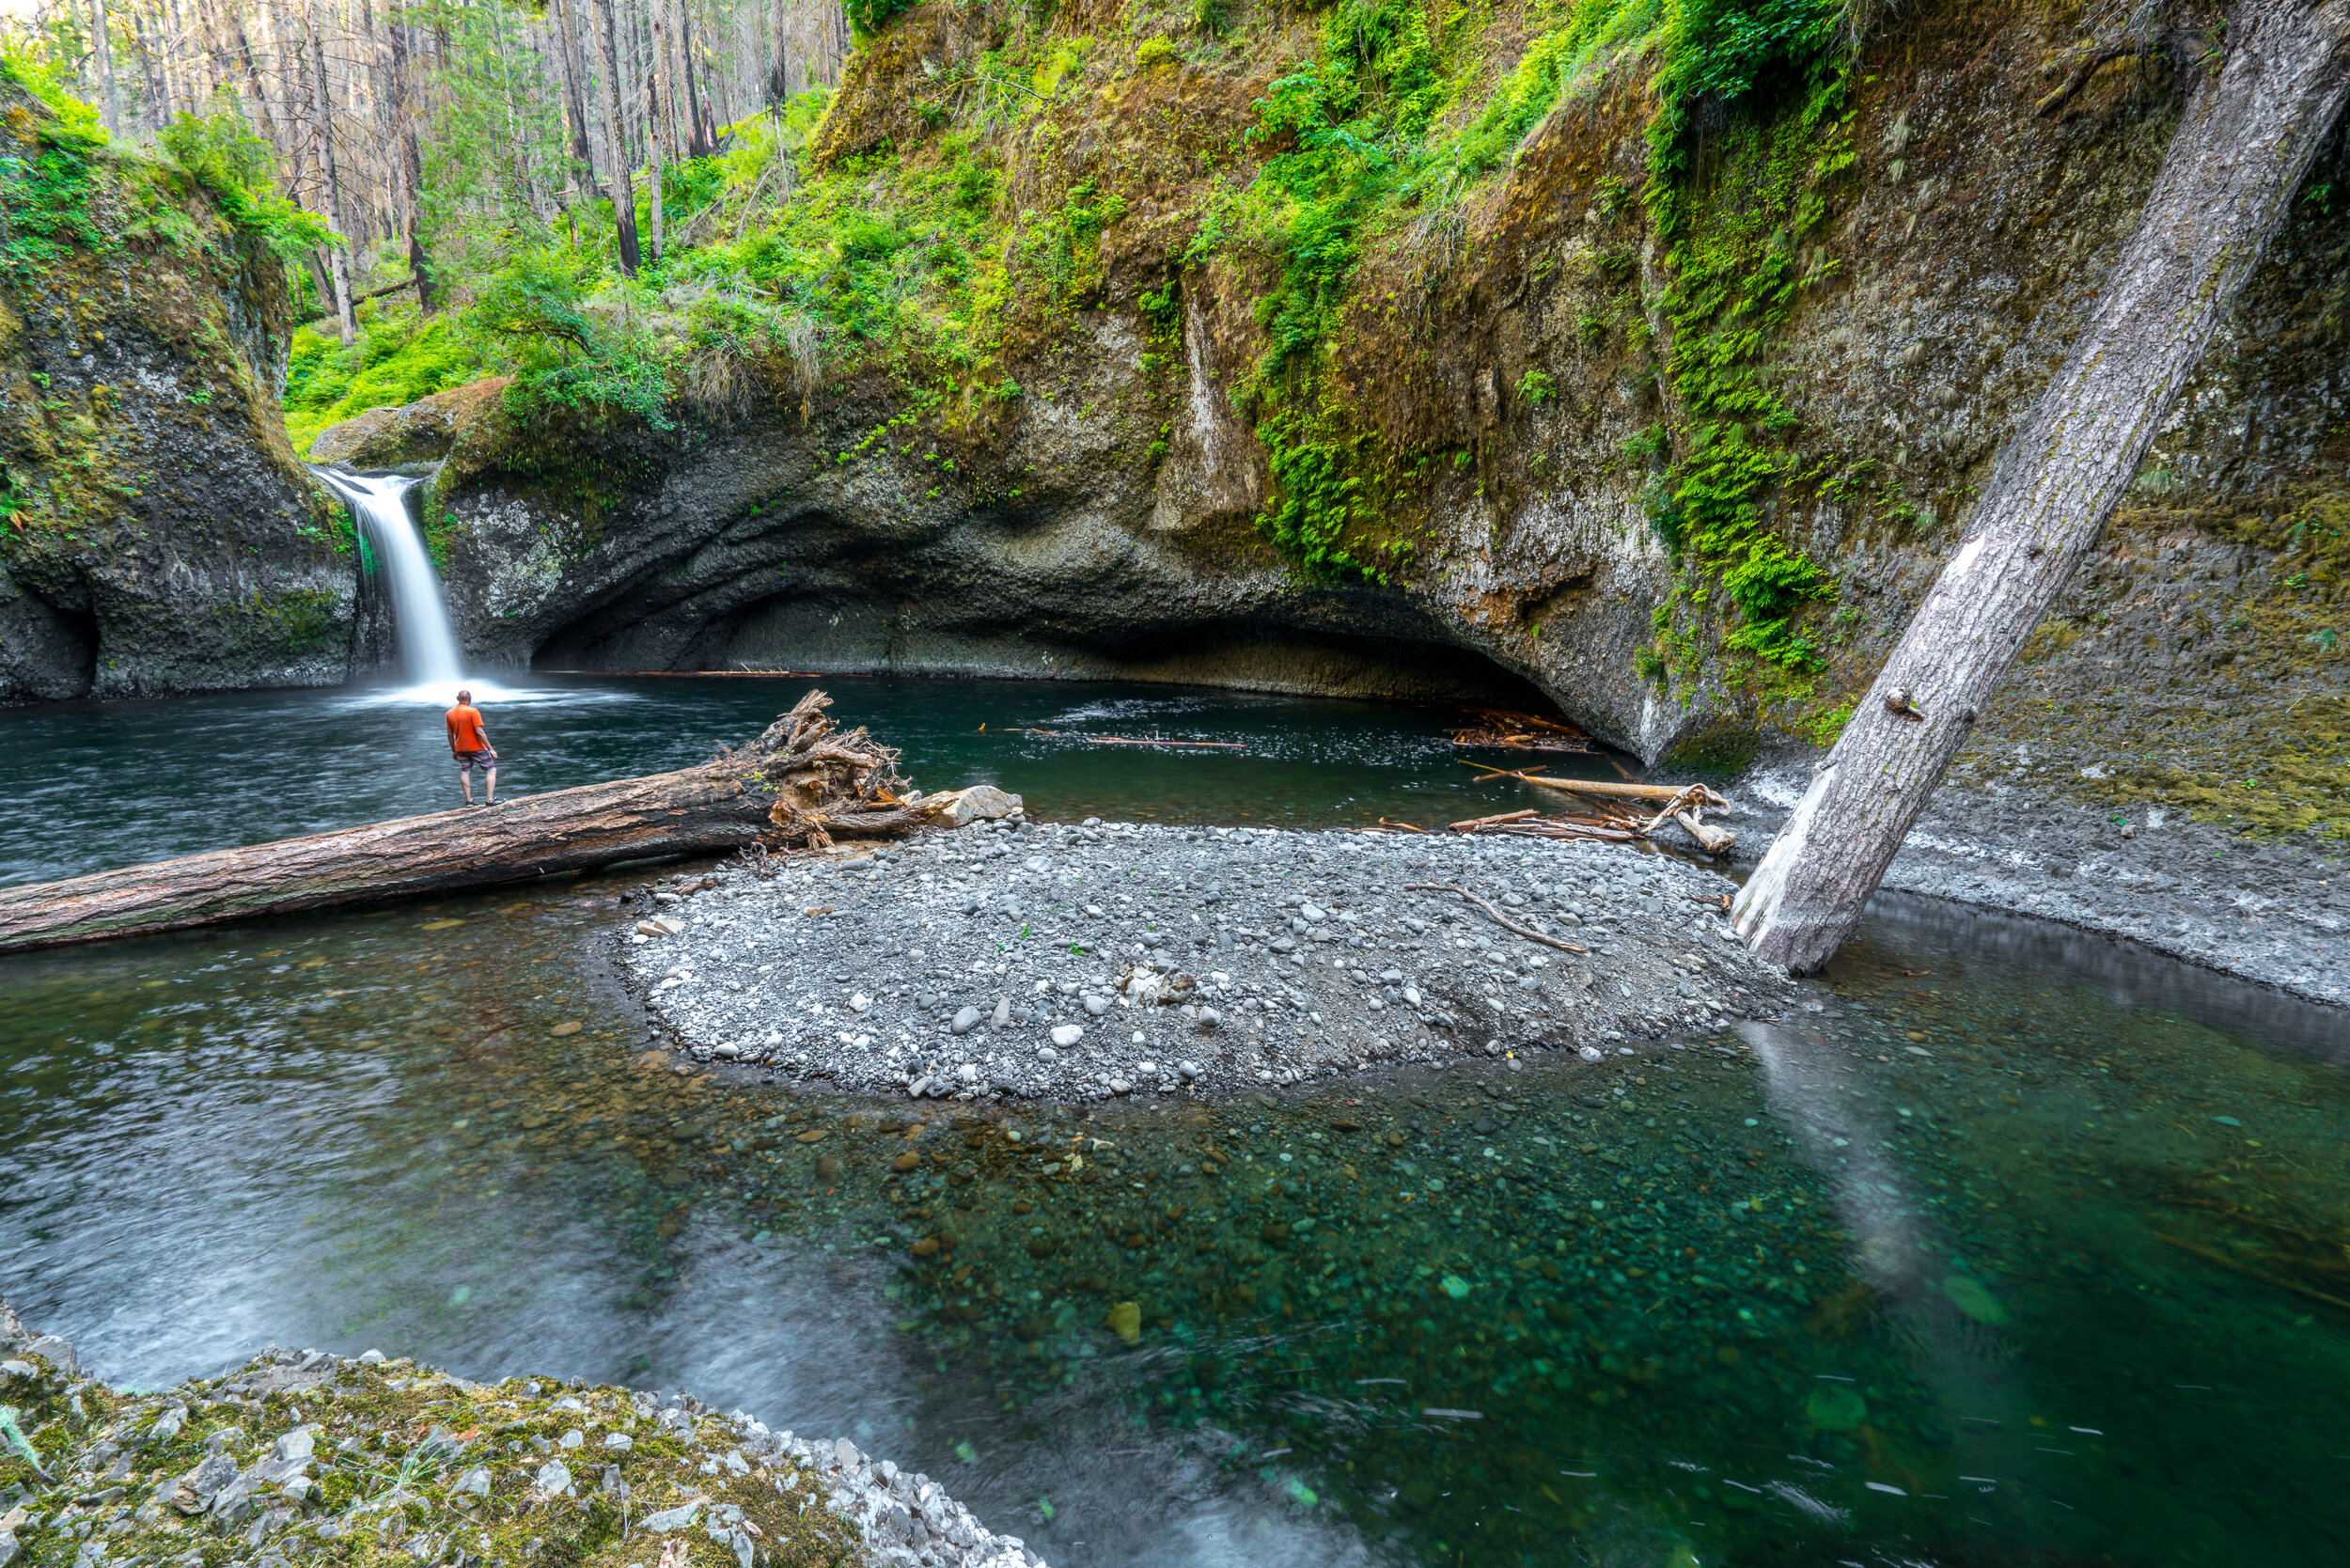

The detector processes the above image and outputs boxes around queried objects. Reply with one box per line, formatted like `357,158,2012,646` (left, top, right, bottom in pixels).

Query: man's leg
484,764,497,805
459,760,476,805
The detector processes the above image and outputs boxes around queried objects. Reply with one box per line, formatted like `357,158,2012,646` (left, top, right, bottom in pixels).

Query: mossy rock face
309,379,511,471
0,72,360,704
374,0,2350,779
1663,724,1762,778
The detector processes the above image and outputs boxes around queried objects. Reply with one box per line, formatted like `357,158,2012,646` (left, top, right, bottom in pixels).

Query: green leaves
468,253,672,429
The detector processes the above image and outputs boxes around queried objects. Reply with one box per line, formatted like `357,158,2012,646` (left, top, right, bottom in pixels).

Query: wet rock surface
0,1301,1042,1568
619,816,1797,1100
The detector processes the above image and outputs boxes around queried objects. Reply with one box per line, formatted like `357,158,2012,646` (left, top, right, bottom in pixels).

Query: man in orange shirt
446,689,499,806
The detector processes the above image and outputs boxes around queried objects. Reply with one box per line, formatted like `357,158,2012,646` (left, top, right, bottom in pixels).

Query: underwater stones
1103,1301,1142,1345
1804,1384,1869,1432
1940,1275,2010,1325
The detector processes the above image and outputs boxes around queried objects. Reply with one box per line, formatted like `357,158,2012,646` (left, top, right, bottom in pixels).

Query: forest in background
2,0,1885,631
2,0,856,446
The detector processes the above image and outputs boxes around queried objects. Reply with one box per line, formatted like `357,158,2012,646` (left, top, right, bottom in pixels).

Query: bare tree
590,0,642,274
386,4,432,310
86,0,121,133
301,0,358,343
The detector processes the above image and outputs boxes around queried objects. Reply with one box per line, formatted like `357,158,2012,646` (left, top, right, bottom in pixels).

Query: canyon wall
0,71,362,704
333,0,2344,814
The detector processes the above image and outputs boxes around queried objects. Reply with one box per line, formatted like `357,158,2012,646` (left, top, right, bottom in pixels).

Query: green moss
2102,694,2350,839
0,1343,868,1568
1661,721,1761,776
285,309,489,455
215,586,341,657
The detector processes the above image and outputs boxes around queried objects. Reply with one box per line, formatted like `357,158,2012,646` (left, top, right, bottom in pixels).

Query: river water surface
2,679,2345,1567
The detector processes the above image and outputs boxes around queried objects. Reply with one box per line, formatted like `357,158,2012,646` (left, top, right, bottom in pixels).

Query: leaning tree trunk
0,693,924,954
1735,0,2350,973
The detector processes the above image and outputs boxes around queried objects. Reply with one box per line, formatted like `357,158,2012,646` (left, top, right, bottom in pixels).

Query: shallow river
2,679,2346,1567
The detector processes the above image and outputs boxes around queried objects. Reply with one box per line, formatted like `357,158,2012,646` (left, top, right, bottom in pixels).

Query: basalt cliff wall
322,0,2346,838
0,73,364,704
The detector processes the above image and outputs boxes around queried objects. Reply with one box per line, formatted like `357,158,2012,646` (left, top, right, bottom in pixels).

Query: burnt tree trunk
1735,0,2350,972
0,693,919,954
591,0,642,274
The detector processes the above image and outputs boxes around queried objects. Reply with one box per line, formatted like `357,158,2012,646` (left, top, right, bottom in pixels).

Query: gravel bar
0,1301,1041,1568
617,816,1798,1100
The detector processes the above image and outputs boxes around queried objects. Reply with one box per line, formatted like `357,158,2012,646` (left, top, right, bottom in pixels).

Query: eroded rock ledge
619,816,1796,1100
0,1302,1041,1568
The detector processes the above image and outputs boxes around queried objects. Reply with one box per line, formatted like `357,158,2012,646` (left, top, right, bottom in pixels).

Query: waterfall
315,467,465,692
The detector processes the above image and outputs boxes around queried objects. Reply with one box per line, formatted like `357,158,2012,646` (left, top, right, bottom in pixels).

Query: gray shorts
456,749,496,773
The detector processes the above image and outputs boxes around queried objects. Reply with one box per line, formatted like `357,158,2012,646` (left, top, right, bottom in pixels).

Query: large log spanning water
0,691,917,953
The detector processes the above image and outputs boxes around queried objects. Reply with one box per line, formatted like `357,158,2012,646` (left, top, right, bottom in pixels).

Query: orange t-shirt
446,705,489,754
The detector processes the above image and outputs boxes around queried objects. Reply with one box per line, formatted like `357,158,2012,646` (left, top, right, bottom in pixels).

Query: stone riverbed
617,817,1797,1101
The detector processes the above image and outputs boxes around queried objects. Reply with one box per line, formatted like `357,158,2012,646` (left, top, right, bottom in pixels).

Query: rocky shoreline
617,813,1799,1101
1725,757,2350,1010
0,1303,1040,1568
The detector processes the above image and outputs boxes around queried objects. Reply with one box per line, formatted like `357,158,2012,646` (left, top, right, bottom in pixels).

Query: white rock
1051,1024,1084,1047
850,994,871,1012
924,785,1025,827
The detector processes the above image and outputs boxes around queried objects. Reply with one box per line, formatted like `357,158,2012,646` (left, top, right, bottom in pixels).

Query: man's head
457,689,472,705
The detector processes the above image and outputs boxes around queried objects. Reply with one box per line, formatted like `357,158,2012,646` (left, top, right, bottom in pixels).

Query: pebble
619,817,1794,1101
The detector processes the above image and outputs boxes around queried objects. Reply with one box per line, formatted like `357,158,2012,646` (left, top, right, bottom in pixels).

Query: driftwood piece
1404,882,1590,954
1449,808,1543,831
0,689,911,953
1461,763,1735,810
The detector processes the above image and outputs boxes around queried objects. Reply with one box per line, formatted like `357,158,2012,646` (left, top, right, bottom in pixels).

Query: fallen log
0,689,927,954
1463,764,1735,810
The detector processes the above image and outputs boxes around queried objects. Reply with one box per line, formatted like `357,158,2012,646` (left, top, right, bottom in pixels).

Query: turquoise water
1,872,2342,1565
0,676,1630,886
1,681,2346,1565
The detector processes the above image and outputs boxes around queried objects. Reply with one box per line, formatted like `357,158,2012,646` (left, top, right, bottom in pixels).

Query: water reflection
0,676,1635,886
0,871,2345,1566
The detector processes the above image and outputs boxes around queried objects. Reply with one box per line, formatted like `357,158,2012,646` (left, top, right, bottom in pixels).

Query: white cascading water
314,467,465,693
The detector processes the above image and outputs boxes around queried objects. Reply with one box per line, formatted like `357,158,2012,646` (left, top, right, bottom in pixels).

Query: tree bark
0,692,916,954
87,0,120,134
1733,0,2350,973
678,0,713,155
591,0,642,274
302,3,359,345
226,2,284,156
647,0,668,262
550,0,598,183
386,13,434,313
